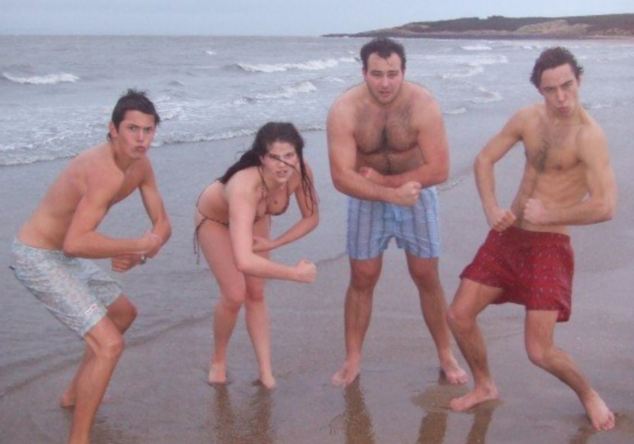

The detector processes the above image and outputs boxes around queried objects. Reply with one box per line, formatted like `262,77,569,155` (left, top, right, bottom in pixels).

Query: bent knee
122,303,138,326
95,336,125,360
446,305,473,331
526,344,551,368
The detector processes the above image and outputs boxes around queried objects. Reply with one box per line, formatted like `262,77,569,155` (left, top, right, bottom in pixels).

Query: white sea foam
470,86,503,104
462,44,493,51
441,55,508,79
155,128,256,147
442,66,484,79
2,72,79,85
469,54,509,67
249,81,317,101
236,57,353,73
444,107,468,115
205,50,216,56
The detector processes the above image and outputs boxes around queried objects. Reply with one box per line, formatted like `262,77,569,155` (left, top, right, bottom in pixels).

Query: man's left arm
139,162,172,257
525,127,617,225
368,94,449,188
111,162,171,272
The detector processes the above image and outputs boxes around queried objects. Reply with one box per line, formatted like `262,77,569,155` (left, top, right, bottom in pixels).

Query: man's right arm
326,99,420,206
474,110,525,231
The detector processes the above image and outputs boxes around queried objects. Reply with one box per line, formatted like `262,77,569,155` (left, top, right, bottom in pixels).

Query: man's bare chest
355,112,417,155
524,126,582,173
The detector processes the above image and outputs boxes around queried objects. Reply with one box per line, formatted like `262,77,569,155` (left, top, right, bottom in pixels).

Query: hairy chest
523,123,583,173
354,105,418,155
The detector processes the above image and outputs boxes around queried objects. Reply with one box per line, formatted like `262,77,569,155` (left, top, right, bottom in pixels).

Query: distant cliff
325,14,634,39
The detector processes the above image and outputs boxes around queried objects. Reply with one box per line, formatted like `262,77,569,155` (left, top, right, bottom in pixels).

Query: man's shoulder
70,142,109,167
399,82,439,115
328,85,364,125
577,109,607,147
79,144,127,187
506,103,543,128
332,84,364,107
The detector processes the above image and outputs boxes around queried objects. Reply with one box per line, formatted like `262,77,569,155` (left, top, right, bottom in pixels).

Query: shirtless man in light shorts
11,89,171,444
447,47,616,431
327,37,466,386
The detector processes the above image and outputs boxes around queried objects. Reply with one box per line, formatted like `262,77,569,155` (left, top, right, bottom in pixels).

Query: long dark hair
219,122,317,213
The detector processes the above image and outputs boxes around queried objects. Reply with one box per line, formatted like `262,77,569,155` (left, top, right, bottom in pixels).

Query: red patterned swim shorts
460,226,574,322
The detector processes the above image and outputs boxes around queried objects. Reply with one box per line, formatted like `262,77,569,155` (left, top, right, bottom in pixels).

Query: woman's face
260,140,299,183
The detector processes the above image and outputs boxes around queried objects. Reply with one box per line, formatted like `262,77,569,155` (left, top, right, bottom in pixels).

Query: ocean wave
234,57,353,73
441,66,484,79
461,44,493,51
2,71,80,85
205,50,216,56
470,86,503,104
469,54,509,67
154,128,256,147
438,175,468,192
247,81,317,101
444,107,467,115
585,101,614,110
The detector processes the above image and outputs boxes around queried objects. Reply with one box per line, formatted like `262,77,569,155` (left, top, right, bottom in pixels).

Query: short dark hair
530,47,583,88
108,89,160,139
360,37,406,71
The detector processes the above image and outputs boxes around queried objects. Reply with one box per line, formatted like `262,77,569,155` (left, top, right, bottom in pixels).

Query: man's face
109,110,157,159
539,63,581,118
363,52,404,105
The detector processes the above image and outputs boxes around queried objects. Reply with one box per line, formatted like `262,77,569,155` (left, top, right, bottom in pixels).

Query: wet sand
1,130,633,443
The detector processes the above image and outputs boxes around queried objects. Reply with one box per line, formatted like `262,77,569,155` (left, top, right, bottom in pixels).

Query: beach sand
1,129,633,443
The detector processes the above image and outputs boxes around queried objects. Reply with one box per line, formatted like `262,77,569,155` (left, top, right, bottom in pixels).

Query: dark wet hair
219,122,317,213
530,47,584,88
108,89,160,139
360,37,406,71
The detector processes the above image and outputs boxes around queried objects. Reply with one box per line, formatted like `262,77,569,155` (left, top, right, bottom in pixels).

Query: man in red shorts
446,47,617,431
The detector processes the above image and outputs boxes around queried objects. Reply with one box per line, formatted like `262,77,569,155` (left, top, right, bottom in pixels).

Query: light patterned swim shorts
346,187,441,260
11,238,122,337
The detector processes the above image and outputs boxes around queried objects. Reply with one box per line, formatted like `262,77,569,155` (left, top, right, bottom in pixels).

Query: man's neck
108,141,135,172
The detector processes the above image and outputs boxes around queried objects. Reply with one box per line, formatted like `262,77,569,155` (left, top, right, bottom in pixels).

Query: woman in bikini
195,122,318,388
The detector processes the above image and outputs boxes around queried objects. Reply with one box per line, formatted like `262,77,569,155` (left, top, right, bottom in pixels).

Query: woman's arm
255,165,319,252
227,170,316,283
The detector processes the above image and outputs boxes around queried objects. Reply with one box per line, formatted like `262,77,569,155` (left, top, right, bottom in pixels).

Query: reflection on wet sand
416,385,497,444
343,380,376,444
338,380,497,444
209,385,273,443
568,411,632,444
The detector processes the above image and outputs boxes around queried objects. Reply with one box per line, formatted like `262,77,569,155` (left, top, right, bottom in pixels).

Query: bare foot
583,390,615,431
259,371,276,389
331,361,360,387
208,363,227,385
440,356,469,385
254,375,276,390
450,384,499,412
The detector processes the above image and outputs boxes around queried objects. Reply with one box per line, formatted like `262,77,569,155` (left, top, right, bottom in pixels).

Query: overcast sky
1,1,632,36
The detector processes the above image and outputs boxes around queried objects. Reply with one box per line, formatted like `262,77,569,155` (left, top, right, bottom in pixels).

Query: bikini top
257,167,291,217
194,169,292,262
